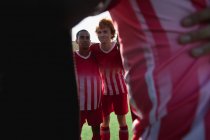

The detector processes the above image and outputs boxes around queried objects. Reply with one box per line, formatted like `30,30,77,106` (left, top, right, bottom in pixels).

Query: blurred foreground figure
0,1,102,140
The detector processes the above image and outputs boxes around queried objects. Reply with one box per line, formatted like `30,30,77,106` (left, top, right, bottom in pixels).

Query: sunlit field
81,110,133,140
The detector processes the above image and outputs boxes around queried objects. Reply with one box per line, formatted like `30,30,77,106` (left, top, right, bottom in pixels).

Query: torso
90,42,127,95
109,0,210,139
74,51,102,111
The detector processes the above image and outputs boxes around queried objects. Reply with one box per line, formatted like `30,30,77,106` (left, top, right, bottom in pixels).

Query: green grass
81,111,133,140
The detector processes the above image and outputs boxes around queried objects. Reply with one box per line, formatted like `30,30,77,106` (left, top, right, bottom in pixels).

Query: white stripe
106,69,113,95
183,66,210,140
87,76,91,110
94,76,97,110
149,72,172,140
147,121,161,140
98,79,102,107
112,69,119,95
145,66,158,140
130,0,158,139
79,76,85,110
157,71,172,118
183,122,205,140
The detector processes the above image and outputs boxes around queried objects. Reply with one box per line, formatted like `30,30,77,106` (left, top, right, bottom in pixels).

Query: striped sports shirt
90,42,128,95
108,0,210,139
74,51,102,111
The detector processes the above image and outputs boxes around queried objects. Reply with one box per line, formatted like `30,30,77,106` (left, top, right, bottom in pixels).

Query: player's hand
179,7,210,57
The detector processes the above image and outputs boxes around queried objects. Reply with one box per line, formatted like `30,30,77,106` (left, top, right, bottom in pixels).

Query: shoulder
73,51,81,60
112,41,120,51
90,43,100,51
90,43,100,47
90,52,98,61
73,51,78,56
73,51,77,56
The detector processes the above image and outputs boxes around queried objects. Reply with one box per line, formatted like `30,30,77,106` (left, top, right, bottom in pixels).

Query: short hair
95,19,116,39
76,29,90,39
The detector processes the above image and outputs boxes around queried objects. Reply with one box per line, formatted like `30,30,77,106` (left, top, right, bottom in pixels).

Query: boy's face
97,27,112,43
76,31,91,50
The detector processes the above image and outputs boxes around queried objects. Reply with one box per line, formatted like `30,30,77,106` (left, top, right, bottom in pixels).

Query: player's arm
179,7,210,57
64,0,119,28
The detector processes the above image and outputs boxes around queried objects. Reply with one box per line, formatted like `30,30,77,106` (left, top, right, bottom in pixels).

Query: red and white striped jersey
74,51,102,111
90,42,127,95
108,0,210,139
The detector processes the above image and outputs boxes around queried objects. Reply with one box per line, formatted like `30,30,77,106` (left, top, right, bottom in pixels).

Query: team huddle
74,19,130,140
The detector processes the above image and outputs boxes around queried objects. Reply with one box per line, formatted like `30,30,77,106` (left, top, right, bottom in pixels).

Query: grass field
81,111,133,140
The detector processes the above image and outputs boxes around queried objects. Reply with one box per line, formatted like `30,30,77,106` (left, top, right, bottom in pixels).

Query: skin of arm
179,7,210,57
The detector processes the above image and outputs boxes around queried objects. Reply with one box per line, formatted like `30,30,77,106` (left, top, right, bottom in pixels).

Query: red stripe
137,0,164,33
116,72,127,94
115,73,122,94
104,70,110,95
120,70,127,94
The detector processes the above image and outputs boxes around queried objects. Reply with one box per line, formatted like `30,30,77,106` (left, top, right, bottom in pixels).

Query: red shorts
102,93,128,117
80,108,103,128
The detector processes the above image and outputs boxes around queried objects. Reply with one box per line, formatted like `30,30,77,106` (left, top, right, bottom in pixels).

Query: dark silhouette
0,1,101,139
